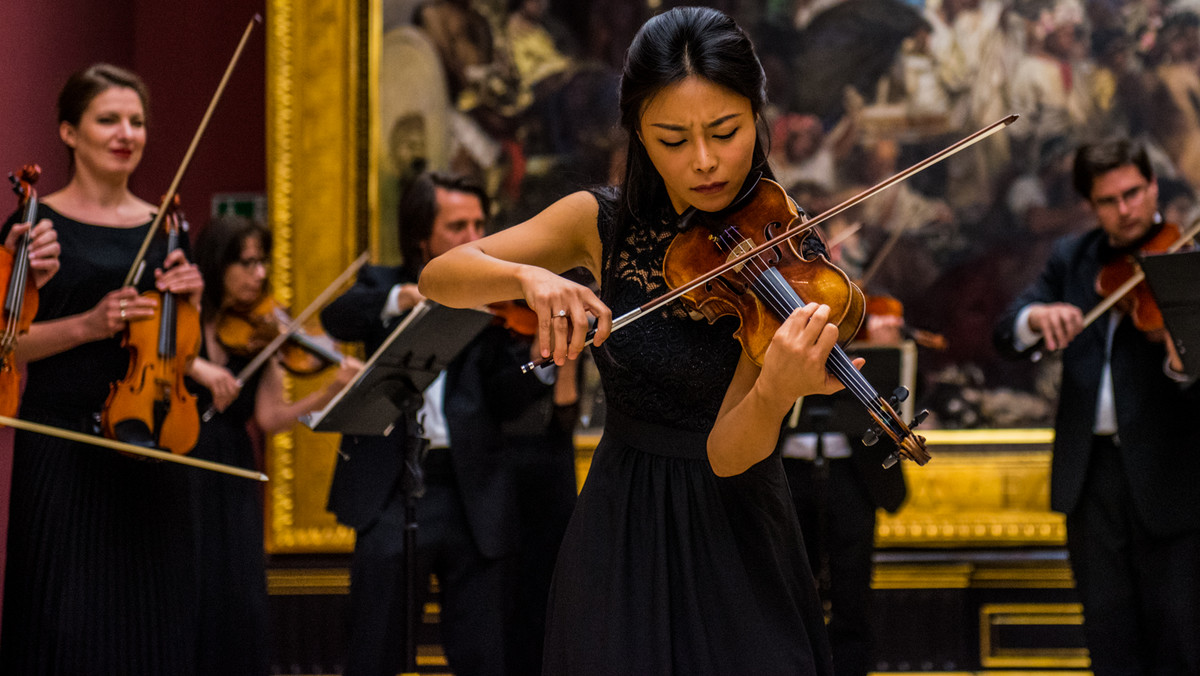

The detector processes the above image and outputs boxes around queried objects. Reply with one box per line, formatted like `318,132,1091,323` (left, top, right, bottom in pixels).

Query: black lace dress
542,190,833,675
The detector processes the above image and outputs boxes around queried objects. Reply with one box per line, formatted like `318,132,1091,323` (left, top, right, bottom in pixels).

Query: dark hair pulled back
57,63,150,170
617,6,773,226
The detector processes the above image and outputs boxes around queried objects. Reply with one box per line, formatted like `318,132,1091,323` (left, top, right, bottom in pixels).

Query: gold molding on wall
872,560,1075,590
980,603,1089,669
266,0,367,553
877,443,1065,548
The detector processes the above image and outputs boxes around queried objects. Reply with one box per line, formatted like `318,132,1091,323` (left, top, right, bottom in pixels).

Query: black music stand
1141,249,1200,380
303,300,492,674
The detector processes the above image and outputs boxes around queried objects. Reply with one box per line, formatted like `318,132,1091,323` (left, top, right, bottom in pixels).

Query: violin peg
881,452,899,469
911,409,929,428
861,427,880,447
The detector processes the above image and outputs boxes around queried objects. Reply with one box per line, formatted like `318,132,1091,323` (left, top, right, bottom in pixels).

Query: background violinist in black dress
0,63,205,676
187,213,361,676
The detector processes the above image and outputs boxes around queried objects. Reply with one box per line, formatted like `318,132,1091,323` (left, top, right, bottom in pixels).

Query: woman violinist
0,64,206,675
420,8,858,674
186,214,359,675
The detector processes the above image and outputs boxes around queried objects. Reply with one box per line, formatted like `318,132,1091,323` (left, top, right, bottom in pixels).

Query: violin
519,115,1019,467
0,165,42,417
858,294,948,350
663,177,930,467
1092,220,1200,336
216,295,345,375
487,299,538,337
200,251,368,422
102,195,201,455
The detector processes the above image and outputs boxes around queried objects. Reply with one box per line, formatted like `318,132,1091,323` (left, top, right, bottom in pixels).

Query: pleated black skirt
188,413,270,675
542,409,833,676
0,409,198,676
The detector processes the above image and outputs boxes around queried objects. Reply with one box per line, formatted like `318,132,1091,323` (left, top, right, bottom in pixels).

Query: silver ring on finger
555,309,568,318
119,309,127,320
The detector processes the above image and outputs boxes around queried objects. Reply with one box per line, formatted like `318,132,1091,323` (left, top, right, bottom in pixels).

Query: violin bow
201,251,370,422
123,14,263,287
0,414,267,481
523,113,1020,372
1080,217,1200,330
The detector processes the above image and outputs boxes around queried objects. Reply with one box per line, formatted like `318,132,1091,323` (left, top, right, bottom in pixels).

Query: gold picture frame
264,0,374,553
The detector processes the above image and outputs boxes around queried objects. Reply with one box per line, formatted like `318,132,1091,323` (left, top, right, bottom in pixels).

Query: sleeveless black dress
542,190,833,675
188,344,269,674
0,205,198,675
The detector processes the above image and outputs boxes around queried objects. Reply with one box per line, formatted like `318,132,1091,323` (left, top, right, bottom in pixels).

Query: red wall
0,0,267,226
0,0,267,630
0,0,137,192
129,0,266,223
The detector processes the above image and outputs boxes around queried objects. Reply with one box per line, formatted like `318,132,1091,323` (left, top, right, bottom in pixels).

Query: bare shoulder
530,190,600,228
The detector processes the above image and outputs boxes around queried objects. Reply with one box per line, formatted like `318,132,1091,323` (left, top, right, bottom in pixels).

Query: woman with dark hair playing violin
0,63,206,675
420,7,865,674
187,213,361,675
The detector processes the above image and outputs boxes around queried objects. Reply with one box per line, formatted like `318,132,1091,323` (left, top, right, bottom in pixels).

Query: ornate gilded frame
264,0,379,553
264,0,1064,554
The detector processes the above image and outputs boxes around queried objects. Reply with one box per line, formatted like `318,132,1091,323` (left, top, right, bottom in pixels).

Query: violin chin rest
111,419,157,449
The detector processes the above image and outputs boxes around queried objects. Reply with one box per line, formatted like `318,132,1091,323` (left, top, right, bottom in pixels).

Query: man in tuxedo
321,171,577,676
993,138,1200,675
779,318,908,676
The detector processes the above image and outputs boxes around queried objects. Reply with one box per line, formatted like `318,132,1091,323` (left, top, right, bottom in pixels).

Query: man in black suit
321,171,577,676
993,139,1200,675
780,320,908,676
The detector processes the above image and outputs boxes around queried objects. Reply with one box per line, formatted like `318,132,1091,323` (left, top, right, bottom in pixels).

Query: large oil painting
267,0,1198,552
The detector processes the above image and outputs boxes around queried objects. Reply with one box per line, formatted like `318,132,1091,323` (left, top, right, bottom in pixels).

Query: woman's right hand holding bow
516,264,611,366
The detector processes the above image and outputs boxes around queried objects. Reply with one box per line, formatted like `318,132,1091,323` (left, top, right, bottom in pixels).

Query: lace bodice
590,188,742,432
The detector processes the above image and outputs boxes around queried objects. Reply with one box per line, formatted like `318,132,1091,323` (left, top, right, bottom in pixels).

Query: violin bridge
724,238,756,272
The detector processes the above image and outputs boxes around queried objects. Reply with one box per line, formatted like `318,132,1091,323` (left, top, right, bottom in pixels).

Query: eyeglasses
1092,183,1148,210
235,256,270,270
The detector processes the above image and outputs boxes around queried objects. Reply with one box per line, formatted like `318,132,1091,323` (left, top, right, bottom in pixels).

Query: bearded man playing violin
994,138,1200,676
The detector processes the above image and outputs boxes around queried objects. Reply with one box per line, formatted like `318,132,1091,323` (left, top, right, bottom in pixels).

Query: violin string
714,229,899,436
3,223,33,348
714,228,894,428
